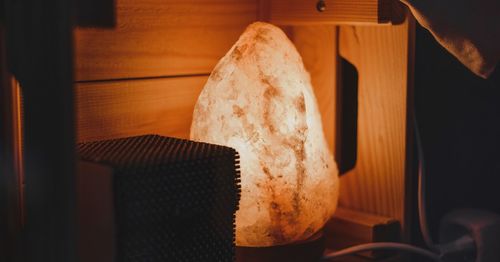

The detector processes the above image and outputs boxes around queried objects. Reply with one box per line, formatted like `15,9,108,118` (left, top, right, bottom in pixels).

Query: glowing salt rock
190,22,339,247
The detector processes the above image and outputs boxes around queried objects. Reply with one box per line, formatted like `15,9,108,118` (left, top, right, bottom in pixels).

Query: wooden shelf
260,0,394,25
325,207,401,259
74,0,257,82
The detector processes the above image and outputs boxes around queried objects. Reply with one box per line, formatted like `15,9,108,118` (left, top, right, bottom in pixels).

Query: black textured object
77,135,241,262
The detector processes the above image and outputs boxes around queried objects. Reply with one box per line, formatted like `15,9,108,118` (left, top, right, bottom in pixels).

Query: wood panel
74,0,257,82
337,17,414,224
76,76,207,143
263,0,391,25
76,13,414,237
6,0,77,259
289,25,337,152
289,21,415,239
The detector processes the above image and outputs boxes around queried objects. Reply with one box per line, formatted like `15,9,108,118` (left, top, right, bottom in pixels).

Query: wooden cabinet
75,0,415,248
1,0,416,260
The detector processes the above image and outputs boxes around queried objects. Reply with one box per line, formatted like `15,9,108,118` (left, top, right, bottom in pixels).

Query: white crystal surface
190,22,339,247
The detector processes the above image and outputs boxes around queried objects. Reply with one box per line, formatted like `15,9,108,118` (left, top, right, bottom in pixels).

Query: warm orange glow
190,22,339,247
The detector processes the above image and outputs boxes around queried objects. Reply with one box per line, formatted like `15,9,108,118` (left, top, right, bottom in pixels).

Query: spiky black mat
77,135,241,262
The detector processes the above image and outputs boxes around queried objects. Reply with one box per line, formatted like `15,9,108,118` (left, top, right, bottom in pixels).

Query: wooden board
325,207,400,258
76,76,207,143
262,0,392,25
337,17,414,224
326,207,399,242
74,0,257,82
288,25,337,153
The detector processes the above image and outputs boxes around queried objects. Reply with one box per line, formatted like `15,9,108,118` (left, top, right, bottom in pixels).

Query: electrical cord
322,114,443,261
321,242,441,261
414,114,438,252
323,110,481,261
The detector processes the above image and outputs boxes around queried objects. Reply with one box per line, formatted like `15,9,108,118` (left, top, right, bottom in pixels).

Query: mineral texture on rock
190,22,339,247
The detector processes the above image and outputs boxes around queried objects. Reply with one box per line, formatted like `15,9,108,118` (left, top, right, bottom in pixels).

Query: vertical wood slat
75,0,258,82
5,0,77,260
289,21,414,235
337,17,414,225
403,17,416,242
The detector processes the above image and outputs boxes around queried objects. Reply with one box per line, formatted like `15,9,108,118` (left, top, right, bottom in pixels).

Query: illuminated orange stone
190,22,339,247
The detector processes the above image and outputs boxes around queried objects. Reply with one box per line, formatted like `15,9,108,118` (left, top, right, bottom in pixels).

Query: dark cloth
414,24,500,241
401,0,500,78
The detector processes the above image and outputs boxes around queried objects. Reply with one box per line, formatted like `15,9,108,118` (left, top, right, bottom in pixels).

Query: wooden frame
74,0,415,249
1,0,415,260
261,0,393,25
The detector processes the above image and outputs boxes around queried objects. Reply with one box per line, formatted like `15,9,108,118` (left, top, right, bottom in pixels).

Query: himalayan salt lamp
190,22,339,247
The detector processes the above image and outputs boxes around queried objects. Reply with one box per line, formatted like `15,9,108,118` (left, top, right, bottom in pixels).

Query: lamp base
236,231,325,262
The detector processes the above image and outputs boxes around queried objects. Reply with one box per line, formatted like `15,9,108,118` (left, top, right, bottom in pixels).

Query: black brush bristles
78,135,241,262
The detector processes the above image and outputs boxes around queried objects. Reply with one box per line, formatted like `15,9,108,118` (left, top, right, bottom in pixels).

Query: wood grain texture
265,0,392,25
289,25,337,153
76,76,207,143
325,207,401,258
337,18,414,224
76,24,338,147
74,0,257,82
